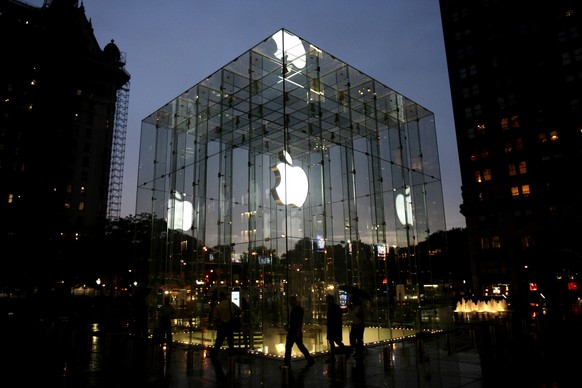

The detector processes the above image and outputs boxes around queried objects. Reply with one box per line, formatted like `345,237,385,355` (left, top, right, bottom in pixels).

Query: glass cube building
136,29,449,356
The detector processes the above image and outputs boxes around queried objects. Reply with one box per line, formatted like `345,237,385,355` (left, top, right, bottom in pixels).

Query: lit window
480,237,490,249
521,236,534,249
492,236,501,248
511,115,520,128
78,201,85,211
501,118,509,130
550,131,559,141
470,152,478,161
511,186,519,197
521,184,530,196
8,193,13,204
515,138,523,150
508,164,517,176
80,186,86,195
64,200,71,209
504,142,513,153
538,133,547,143
475,171,482,183
477,123,486,134
518,161,527,174
483,168,492,181
471,84,479,95
66,184,72,193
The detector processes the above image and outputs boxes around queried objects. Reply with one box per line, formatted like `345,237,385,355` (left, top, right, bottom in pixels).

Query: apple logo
271,150,308,208
395,187,414,226
167,191,193,231
271,30,306,70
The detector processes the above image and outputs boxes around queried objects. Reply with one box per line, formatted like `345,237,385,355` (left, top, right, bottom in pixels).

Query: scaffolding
107,64,130,220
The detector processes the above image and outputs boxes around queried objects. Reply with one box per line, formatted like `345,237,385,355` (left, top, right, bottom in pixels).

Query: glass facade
136,29,449,357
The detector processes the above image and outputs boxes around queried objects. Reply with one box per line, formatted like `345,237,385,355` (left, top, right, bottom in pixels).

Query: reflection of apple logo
395,187,414,226
271,30,306,70
271,150,308,208
167,191,193,231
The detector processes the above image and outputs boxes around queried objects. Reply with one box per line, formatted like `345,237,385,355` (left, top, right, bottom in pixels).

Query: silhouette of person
325,294,345,363
131,287,149,341
283,295,315,368
158,295,173,344
209,291,241,358
349,295,365,360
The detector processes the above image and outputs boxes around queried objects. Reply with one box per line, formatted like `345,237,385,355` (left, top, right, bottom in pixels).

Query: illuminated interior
136,28,448,355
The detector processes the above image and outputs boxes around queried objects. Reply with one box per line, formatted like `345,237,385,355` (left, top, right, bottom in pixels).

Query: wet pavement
3,302,581,387
5,328,484,388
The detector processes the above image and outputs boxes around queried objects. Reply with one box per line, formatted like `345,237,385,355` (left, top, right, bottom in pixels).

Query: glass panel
136,28,450,357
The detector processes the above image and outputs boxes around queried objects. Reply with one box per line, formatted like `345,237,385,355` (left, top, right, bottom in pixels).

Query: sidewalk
5,325,484,387
4,309,581,387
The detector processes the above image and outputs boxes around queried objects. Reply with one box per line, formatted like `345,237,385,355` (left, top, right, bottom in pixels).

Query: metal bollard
382,346,392,371
338,354,346,379
417,338,426,364
153,344,161,370
105,333,112,356
228,356,236,379
281,365,289,386
127,336,134,360
506,321,513,340
186,348,194,375
489,325,496,345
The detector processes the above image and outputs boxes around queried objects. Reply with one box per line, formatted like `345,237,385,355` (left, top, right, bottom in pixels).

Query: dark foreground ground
2,297,581,387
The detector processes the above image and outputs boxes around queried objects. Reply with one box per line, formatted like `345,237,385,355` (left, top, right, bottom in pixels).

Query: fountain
454,297,508,313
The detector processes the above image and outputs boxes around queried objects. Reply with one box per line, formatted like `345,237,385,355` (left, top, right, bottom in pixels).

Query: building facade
440,0,582,313
0,0,130,292
137,29,449,353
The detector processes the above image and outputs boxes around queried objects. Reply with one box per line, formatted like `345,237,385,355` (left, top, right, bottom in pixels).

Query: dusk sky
27,0,465,229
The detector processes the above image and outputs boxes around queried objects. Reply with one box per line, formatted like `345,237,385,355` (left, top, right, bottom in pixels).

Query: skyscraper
440,0,582,312
0,0,130,293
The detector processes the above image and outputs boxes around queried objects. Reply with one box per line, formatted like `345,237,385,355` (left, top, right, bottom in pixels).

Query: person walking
283,295,315,368
349,295,366,360
158,295,173,345
325,294,345,363
209,291,241,358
